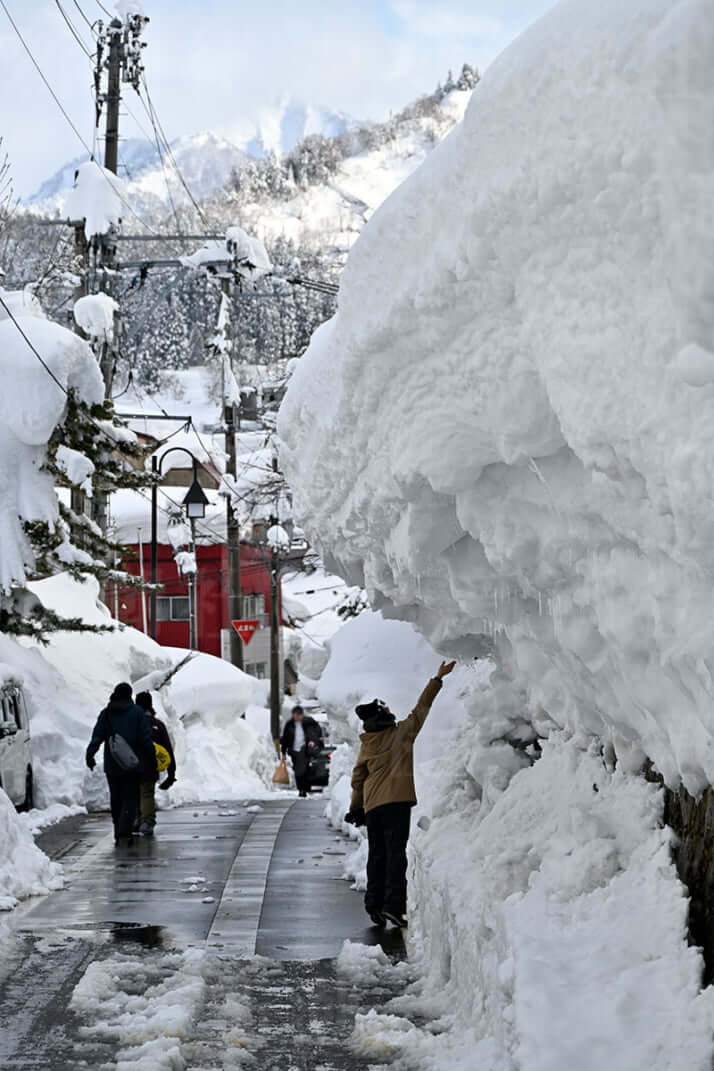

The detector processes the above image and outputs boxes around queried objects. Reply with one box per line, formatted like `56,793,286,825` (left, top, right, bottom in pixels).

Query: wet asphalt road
0,798,408,1070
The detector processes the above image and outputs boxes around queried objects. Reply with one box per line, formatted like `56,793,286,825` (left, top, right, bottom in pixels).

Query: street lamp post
260,520,290,747
149,448,209,646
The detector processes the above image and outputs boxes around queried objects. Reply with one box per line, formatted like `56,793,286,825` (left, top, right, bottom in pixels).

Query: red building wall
116,542,276,657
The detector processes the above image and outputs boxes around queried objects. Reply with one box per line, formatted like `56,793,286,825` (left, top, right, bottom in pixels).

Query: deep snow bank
0,788,62,911
280,0,714,794
355,737,714,1071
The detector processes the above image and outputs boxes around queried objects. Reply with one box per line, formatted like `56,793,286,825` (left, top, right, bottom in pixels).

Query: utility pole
216,280,244,670
269,461,283,746
269,535,281,746
70,218,89,529
103,21,122,177
97,18,122,400
90,12,149,540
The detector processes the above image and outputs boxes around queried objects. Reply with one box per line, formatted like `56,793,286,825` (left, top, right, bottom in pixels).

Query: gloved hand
344,808,366,828
86,755,96,771
159,776,176,791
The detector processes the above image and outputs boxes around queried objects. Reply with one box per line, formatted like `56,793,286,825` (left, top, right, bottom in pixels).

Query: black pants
291,749,311,795
365,802,412,916
107,774,139,839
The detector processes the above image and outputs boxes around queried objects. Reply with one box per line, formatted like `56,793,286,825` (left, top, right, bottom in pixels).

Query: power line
136,81,189,250
0,0,163,241
138,75,209,227
54,0,94,59
71,0,98,33
0,0,93,156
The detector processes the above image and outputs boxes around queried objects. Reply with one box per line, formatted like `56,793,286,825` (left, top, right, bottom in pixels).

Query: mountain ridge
25,97,353,214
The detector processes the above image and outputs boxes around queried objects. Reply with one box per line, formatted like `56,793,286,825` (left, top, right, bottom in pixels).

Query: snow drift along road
280,0,714,795
280,0,714,1066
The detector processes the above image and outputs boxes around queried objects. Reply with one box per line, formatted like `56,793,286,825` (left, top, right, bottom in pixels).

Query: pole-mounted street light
149,448,209,648
257,519,290,748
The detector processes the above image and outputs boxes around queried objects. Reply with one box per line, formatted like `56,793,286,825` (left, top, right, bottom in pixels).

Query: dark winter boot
383,910,408,929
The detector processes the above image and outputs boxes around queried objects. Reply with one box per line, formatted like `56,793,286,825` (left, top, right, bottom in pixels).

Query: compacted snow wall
280,0,714,1065
280,0,714,796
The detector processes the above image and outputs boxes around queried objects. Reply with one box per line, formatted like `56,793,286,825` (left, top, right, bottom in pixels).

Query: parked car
0,683,33,810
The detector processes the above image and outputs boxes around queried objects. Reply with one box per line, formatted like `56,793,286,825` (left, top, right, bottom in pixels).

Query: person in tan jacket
345,660,455,928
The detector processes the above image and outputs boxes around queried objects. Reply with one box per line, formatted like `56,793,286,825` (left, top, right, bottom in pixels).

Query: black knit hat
355,699,391,722
135,691,153,711
112,682,133,702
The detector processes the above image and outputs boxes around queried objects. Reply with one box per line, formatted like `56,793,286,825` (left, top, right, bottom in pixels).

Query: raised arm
400,660,456,742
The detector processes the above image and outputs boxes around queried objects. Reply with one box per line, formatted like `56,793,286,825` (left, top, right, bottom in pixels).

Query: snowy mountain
25,98,352,217
242,95,351,159
211,89,472,257
26,132,251,218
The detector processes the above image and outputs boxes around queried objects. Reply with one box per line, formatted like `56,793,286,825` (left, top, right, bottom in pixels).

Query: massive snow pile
280,0,714,795
281,0,714,1065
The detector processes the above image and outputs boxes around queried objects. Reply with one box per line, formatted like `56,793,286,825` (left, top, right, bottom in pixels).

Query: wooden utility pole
269,536,281,745
219,279,244,670
269,464,282,745
98,18,122,401
103,21,122,177
70,220,89,528
90,12,148,539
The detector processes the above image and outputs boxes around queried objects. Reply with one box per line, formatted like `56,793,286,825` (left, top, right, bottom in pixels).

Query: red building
116,541,278,673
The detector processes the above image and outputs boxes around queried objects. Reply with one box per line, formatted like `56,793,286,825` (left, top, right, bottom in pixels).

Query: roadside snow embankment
280,0,714,794
0,788,62,912
280,0,714,1066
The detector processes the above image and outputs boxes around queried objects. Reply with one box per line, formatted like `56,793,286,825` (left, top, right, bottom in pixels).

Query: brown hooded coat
349,677,443,814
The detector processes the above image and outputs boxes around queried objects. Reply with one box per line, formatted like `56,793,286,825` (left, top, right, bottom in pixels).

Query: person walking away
86,682,157,846
345,660,456,928
280,705,324,797
135,691,176,836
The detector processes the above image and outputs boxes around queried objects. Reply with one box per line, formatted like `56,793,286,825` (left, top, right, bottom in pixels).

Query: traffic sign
232,619,260,645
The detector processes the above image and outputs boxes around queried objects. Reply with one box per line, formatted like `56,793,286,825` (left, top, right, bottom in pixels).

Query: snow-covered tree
0,290,118,638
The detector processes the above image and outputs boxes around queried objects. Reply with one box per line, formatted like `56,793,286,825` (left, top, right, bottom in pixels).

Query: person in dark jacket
86,682,157,845
345,660,455,928
134,691,177,836
280,705,324,797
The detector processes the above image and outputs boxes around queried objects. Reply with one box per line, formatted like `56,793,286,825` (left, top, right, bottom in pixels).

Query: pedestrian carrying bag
154,742,171,772
106,712,140,772
272,757,289,785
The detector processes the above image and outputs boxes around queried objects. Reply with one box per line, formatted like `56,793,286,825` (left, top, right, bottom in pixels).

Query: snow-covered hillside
27,132,250,219
280,0,714,1065
242,95,351,159
221,89,471,255
26,97,351,218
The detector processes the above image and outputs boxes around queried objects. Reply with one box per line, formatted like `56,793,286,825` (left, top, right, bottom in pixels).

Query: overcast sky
1,0,553,197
